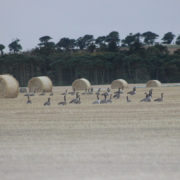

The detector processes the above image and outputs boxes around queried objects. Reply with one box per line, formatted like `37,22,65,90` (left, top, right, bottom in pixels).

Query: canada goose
75,96,81,104
95,88,101,96
140,92,148,102
69,93,79,104
115,88,123,94
106,94,112,104
101,91,109,97
58,95,67,105
154,93,163,102
140,92,151,102
148,89,153,97
92,94,101,104
40,90,45,96
68,88,75,95
107,88,111,93
24,93,29,96
26,95,32,104
100,94,107,104
82,88,88,95
127,87,136,95
126,96,131,102
113,92,120,99
44,97,51,106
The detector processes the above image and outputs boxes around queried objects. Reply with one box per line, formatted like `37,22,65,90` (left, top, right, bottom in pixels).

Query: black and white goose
154,93,163,102
127,87,136,95
44,97,51,106
58,95,67,105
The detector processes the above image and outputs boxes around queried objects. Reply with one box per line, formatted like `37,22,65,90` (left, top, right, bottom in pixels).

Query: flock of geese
23,86,164,106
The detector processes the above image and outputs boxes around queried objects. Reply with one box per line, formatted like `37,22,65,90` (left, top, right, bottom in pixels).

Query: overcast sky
0,0,180,51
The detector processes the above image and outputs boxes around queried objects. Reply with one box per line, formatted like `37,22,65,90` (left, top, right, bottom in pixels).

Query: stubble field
0,84,180,180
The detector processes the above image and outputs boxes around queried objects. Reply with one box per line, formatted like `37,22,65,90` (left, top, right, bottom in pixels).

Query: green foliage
175,35,180,45
8,39,22,53
162,32,175,44
0,44,5,56
142,31,159,45
1,31,180,86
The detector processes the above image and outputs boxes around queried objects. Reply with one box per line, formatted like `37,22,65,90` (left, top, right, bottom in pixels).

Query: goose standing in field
127,87,136,95
69,92,79,104
113,90,120,99
58,95,67,105
68,88,76,95
154,93,164,102
148,88,153,97
75,96,81,104
40,90,45,96
126,96,131,102
106,94,112,104
140,92,152,102
115,88,124,94
92,94,101,104
26,95,32,104
44,97,51,106
100,94,107,104
95,88,101,96
82,88,88,95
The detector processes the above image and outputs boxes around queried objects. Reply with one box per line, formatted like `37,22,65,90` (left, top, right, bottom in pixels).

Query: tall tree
76,34,94,50
105,31,120,51
121,33,136,47
56,38,75,51
142,31,159,45
175,35,180,45
95,36,106,50
0,44,5,56
162,32,175,44
8,39,22,53
39,36,52,46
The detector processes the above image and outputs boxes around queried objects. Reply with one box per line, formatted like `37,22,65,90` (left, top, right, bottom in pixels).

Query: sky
0,0,180,51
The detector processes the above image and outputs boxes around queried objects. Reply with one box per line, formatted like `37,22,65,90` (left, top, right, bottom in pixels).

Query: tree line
0,31,180,86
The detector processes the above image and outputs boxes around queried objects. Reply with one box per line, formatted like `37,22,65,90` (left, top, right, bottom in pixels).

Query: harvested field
0,84,180,180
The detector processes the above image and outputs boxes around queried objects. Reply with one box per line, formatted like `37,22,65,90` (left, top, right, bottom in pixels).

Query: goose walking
154,93,163,102
58,95,67,105
44,97,51,106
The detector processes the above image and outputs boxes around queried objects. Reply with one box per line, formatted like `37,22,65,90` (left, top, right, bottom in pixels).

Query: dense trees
0,31,180,86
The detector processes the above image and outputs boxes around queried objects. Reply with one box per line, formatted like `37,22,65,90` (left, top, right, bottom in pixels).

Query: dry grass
0,84,180,180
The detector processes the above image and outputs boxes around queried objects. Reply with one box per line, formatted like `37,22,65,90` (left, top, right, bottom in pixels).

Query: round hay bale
28,76,53,92
0,74,19,98
111,79,128,89
146,80,162,87
72,78,91,90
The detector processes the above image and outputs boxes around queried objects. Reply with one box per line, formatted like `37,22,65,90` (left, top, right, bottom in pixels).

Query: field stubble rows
0,84,180,180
